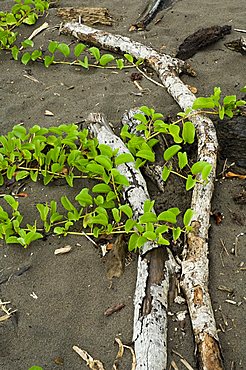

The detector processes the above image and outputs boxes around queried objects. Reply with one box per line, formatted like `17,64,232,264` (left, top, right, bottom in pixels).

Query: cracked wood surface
65,23,224,369
87,113,179,370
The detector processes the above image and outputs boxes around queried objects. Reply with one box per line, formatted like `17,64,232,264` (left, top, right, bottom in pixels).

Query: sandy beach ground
0,0,245,369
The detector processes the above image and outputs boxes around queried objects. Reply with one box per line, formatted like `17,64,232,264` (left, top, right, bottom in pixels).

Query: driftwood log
61,23,224,369
216,115,246,169
129,0,174,31
87,113,178,370
57,7,113,26
176,25,231,60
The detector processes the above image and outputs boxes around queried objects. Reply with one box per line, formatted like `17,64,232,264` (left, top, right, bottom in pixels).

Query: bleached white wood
87,113,180,370
64,24,223,369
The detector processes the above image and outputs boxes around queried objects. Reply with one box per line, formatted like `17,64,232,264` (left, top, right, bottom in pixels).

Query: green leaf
4,195,18,211
7,165,16,180
89,214,108,227
173,227,181,240
23,13,37,25
116,58,124,70
5,236,18,245
6,13,17,25
155,225,169,234
219,105,225,120
13,124,27,139
100,53,115,66
16,170,29,181
36,203,49,222
11,45,19,60
44,55,54,68
223,95,236,106
106,191,117,202
143,231,156,241
95,155,112,170
201,163,212,180
48,41,59,54
92,184,112,193
119,204,133,218
157,210,176,224
28,367,43,370
24,231,43,246
212,87,221,106
139,212,157,223
21,39,34,48
169,208,180,216
89,46,100,61
61,196,76,211
110,169,129,186
75,188,93,207
164,145,181,161
74,43,86,58
115,153,134,166
162,165,171,182
191,161,209,175
30,171,38,182
168,124,182,143
137,236,148,248
125,219,136,233
178,152,188,169
183,209,194,227
54,227,65,235
21,52,31,65
192,97,215,110
112,208,121,223
86,163,105,175
182,121,195,144
98,144,113,158
124,53,133,63
128,233,138,251
31,49,42,61
58,43,70,57
186,175,196,190
158,235,170,245
136,148,155,162
78,56,89,69
134,113,148,124
143,200,155,213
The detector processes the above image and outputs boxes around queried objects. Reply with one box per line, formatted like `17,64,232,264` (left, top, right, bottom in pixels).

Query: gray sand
0,0,245,369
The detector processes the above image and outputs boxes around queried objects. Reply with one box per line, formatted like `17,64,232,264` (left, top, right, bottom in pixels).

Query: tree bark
62,23,224,370
87,113,178,370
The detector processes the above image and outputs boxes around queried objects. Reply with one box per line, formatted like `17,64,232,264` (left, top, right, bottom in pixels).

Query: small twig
136,65,164,88
81,231,98,247
19,22,49,50
234,28,246,33
234,232,245,257
220,238,229,256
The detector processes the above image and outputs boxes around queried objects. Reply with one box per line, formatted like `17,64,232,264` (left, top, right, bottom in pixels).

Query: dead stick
62,23,223,370
87,113,179,370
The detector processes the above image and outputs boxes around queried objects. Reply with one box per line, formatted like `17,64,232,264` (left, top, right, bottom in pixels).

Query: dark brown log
216,115,246,169
129,0,174,31
176,25,231,60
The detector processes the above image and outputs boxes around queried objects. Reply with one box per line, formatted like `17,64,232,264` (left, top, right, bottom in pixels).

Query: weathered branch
87,113,179,370
63,23,223,369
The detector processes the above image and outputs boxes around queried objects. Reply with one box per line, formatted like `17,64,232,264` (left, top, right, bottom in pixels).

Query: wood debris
176,25,231,60
129,0,174,31
57,7,113,26
104,303,125,317
62,22,224,370
225,36,246,54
